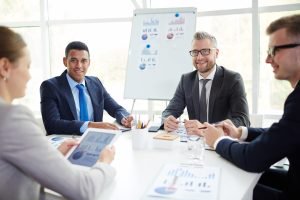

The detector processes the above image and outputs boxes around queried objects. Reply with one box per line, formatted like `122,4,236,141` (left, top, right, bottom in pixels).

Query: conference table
100,129,261,200
46,129,261,200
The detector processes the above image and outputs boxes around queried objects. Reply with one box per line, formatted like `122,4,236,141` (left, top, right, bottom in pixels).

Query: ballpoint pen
120,113,128,121
198,122,223,130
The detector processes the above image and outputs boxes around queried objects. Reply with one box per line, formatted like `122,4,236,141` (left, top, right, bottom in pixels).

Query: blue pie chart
154,186,177,195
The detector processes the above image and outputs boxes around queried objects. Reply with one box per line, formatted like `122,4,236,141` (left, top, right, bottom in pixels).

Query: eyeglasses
267,43,300,57
189,48,216,57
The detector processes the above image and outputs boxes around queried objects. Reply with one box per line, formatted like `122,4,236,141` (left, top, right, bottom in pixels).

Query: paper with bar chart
147,164,220,200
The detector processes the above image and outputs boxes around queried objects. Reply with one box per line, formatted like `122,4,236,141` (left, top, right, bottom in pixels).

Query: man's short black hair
65,41,90,57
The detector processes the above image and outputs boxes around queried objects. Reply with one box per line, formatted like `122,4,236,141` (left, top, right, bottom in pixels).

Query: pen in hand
121,113,128,121
198,122,223,130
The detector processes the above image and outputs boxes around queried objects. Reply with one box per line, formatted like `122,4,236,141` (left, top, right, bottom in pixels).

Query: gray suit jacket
162,66,250,127
0,99,115,200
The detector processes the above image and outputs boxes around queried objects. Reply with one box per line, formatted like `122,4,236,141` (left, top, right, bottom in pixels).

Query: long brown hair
0,26,27,62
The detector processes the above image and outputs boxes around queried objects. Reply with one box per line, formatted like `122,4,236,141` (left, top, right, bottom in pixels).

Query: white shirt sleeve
239,126,248,141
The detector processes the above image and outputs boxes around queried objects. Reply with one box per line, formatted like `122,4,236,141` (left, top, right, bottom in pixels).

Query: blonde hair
193,31,218,48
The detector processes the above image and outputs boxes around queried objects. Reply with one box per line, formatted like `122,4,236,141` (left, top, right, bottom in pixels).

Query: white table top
97,130,261,200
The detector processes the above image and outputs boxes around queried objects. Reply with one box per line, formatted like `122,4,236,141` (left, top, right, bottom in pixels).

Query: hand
222,119,242,139
88,122,119,130
164,115,179,132
98,146,115,164
57,139,79,156
121,115,134,128
202,122,224,148
184,119,205,136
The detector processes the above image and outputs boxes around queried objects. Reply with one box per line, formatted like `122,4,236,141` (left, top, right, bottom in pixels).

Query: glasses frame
189,48,216,57
267,43,300,57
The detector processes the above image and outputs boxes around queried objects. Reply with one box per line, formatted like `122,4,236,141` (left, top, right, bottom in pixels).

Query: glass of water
186,135,205,166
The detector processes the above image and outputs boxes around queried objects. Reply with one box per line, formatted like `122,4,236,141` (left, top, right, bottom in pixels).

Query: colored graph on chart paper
147,164,220,200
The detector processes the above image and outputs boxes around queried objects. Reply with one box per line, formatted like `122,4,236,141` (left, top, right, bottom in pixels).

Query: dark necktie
199,79,209,123
76,84,89,121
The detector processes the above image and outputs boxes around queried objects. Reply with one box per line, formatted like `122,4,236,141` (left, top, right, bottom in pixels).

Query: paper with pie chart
147,164,220,200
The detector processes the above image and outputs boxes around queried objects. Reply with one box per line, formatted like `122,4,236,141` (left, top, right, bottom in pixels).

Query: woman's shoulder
0,104,35,131
1,104,33,118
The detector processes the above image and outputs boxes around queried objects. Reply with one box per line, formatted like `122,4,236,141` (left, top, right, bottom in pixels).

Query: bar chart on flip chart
124,7,196,100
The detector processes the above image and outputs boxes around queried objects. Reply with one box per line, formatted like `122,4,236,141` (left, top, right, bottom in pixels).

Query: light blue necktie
76,84,89,121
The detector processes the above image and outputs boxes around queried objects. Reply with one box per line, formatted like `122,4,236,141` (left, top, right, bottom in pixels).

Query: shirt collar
198,64,217,81
66,73,86,89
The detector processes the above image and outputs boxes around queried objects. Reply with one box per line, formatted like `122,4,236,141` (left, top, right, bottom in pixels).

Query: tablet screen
67,130,116,167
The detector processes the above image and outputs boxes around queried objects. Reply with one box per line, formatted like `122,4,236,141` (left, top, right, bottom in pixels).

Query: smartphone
148,126,161,132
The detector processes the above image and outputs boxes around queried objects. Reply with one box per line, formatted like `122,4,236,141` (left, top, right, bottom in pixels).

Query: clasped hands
164,116,242,148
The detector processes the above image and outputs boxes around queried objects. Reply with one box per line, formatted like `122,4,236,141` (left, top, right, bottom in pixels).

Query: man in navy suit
40,41,133,135
202,14,300,199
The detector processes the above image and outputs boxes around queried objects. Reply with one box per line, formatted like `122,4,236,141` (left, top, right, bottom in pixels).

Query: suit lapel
60,71,78,120
192,73,200,120
208,66,223,122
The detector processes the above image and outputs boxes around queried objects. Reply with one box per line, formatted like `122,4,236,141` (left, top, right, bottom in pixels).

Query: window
2,0,300,122
0,0,39,21
48,0,134,19
148,0,251,11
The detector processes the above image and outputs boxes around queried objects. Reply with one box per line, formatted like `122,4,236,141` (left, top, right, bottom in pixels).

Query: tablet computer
66,128,121,167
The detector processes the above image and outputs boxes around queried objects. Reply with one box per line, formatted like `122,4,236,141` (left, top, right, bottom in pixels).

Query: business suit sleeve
227,73,250,127
162,75,186,121
0,105,115,200
40,80,83,135
215,88,300,172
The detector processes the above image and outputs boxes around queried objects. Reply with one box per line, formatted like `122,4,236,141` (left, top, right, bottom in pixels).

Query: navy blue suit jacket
216,81,300,199
40,70,129,135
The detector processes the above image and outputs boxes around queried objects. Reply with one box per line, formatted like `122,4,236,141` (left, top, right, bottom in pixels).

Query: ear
63,57,67,67
215,48,219,58
0,58,11,79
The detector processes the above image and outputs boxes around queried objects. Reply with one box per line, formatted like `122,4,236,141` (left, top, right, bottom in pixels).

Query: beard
195,62,215,74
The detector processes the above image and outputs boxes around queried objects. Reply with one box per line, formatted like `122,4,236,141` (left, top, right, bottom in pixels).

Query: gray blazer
0,99,115,200
162,65,250,127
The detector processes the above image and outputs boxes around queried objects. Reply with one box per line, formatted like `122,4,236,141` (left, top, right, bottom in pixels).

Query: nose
265,54,272,64
196,52,204,59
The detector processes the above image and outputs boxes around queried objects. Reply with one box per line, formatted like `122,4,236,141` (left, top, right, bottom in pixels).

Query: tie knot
76,84,85,91
201,79,210,86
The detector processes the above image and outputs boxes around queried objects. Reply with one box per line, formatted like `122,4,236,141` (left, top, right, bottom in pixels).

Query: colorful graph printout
147,164,220,200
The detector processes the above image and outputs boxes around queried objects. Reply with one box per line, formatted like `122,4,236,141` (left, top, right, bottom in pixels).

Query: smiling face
63,49,90,83
191,38,219,77
265,28,300,87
